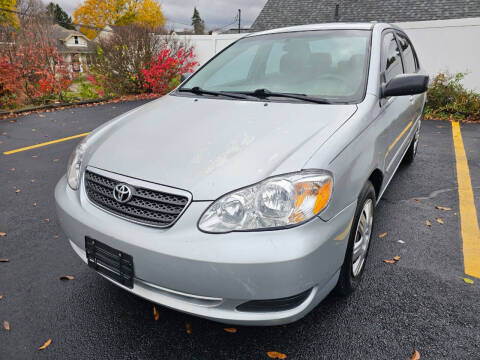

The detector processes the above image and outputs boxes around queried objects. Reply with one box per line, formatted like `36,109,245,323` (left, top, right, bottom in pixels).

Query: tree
0,15,71,105
191,7,205,35
73,0,166,39
0,0,19,29
142,46,198,95
94,24,157,94
46,2,74,30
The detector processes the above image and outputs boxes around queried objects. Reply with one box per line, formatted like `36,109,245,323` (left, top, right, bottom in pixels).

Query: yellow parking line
3,132,90,155
452,121,480,278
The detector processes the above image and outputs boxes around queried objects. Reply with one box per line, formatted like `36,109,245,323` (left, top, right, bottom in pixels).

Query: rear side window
396,33,418,73
382,32,403,83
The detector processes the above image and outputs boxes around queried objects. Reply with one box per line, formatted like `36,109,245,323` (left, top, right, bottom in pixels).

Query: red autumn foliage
14,42,71,101
87,74,106,98
1,19,72,108
0,54,21,107
142,46,198,95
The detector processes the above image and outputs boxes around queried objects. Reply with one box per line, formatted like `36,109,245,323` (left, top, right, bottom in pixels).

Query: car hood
88,95,357,200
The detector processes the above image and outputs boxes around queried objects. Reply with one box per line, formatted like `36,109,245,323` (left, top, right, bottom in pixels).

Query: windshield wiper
236,88,331,104
178,86,248,100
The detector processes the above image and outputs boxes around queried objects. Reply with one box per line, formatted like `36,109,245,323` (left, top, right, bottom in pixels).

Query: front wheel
335,181,376,296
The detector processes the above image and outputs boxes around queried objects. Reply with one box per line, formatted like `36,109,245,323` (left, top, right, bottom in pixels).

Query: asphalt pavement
0,101,479,359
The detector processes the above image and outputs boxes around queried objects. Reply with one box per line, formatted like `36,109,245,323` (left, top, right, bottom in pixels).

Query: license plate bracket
85,237,134,289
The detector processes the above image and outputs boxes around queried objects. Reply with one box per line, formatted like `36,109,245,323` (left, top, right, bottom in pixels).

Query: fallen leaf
383,259,396,264
223,328,237,333
3,321,10,331
59,275,74,281
410,349,420,360
185,323,192,334
435,206,452,211
378,232,387,238
53,158,59,162
153,306,159,321
31,179,35,183
53,235,59,239
2,132,7,135
393,256,401,261
38,339,52,350
31,128,36,132
0,295,3,300
267,351,287,359
436,218,444,224
463,278,474,284
10,168,15,171
0,232,6,237
38,114,45,118
0,259,9,262
32,202,37,207
15,189,20,193
44,218,50,223
426,220,432,227
414,199,420,203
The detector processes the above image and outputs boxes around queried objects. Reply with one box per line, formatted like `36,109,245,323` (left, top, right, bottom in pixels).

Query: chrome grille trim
83,167,192,228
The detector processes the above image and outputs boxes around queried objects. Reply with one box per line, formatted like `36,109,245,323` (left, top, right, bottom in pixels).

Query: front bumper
55,175,356,325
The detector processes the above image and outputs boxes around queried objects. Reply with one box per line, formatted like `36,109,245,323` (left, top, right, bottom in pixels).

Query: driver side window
382,32,403,83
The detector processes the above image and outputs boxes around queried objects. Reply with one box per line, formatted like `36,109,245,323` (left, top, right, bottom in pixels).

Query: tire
335,181,376,296
403,122,421,164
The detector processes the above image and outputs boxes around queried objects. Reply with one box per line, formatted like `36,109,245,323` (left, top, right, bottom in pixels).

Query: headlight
198,170,333,233
66,137,88,190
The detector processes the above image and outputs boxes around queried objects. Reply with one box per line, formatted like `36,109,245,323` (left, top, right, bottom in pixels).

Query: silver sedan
55,22,428,325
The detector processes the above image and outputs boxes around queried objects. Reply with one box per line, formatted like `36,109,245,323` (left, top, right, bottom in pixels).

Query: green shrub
425,72,480,121
61,91,81,103
79,82,99,100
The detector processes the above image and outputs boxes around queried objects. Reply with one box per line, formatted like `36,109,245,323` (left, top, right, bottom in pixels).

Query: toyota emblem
113,183,133,203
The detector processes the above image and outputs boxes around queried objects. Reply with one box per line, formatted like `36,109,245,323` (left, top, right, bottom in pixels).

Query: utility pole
238,9,241,33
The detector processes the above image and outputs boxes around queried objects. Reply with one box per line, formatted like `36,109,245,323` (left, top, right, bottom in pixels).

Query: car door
396,31,424,127
379,30,411,179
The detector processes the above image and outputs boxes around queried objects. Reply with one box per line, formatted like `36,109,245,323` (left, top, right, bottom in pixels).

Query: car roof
246,22,397,37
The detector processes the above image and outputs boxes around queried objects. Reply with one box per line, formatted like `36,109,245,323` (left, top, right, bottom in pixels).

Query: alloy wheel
352,199,373,277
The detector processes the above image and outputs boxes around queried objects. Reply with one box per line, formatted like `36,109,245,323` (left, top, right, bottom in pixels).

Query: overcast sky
46,0,267,30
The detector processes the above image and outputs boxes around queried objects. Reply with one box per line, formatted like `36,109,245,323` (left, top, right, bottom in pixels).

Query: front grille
84,170,189,227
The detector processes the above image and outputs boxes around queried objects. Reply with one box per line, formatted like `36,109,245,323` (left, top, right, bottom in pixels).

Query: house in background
93,25,129,43
251,0,480,30
93,24,116,43
51,24,96,75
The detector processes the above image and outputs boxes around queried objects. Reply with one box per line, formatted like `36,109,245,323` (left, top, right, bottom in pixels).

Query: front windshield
180,30,371,103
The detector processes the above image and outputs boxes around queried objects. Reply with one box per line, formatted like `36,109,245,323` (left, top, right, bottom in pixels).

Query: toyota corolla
55,22,428,325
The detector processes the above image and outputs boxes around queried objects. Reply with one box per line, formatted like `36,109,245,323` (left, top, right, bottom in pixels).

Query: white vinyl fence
397,17,480,90
181,17,480,90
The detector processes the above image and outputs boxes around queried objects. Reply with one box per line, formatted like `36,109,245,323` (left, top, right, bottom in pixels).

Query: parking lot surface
1,101,479,359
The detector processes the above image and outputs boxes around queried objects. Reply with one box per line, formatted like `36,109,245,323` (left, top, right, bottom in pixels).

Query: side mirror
381,74,429,98
180,74,190,83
